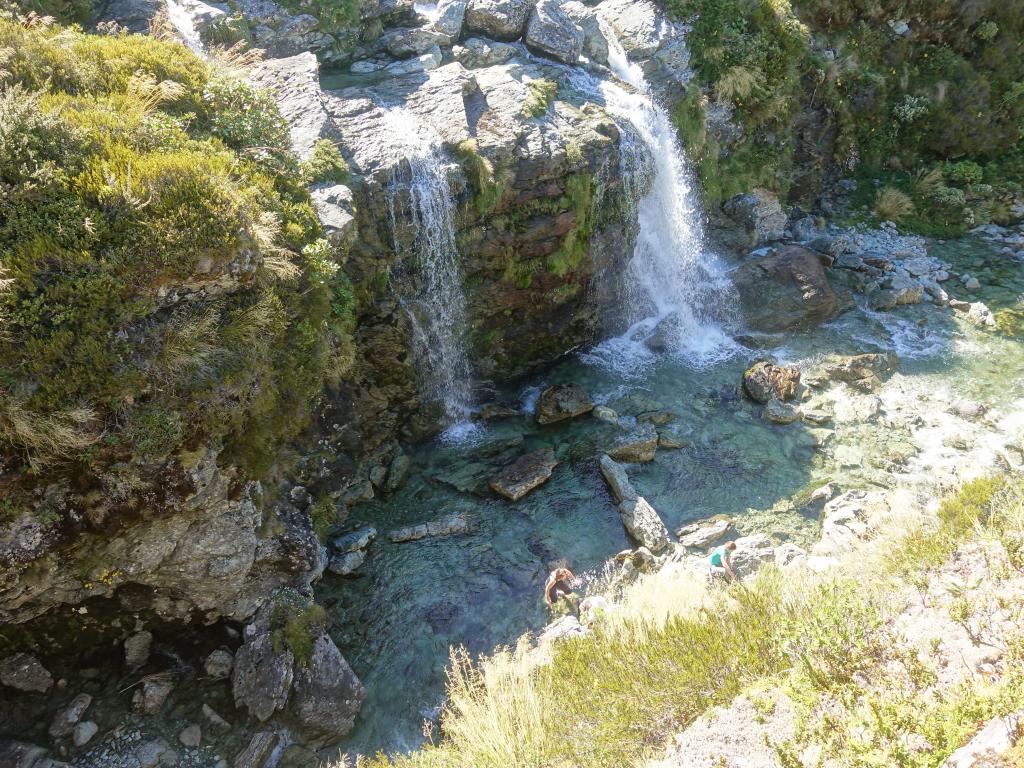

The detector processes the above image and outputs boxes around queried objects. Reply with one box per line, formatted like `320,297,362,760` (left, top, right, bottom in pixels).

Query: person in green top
708,541,737,583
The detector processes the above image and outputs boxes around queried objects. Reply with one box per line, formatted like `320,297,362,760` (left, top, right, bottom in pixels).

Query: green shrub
944,160,984,186
301,137,349,185
0,18,345,498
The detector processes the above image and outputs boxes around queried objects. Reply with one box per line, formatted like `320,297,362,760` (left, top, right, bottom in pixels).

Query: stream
322,235,1024,755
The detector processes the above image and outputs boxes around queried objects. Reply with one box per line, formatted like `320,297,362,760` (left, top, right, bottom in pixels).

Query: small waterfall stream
165,0,204,54
576,28,738,372
382,108,476,436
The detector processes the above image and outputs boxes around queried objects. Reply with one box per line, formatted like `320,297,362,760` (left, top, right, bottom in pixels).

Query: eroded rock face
742,361,800,404
733,245,851,332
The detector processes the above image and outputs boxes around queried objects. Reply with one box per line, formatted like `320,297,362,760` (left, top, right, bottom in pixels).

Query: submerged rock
489,448,559,501
49,693,92,738
331,527,377,554
599,455,638,504
742,361,800,403
535,383,594,424
327,549,366,576
0,653,53,693
592,405,619,424
732,245,850,331
764,398,801,424
617,496,671,553
825,351,898,384
389,513,471,542
606,423,659,463
234,731,280,768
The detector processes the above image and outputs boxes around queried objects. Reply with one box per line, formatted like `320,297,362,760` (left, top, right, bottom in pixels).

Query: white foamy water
577,27,739,373
382,108,476,436
166,0,204,53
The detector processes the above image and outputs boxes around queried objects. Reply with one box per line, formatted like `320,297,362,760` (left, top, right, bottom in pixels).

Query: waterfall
165,0,204,54
578,27,737,373
381,108,476,438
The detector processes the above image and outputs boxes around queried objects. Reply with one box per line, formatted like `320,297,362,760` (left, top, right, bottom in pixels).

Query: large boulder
524,0,584,64
464,0,536,40
599,455,638,503
288,635,366,744
722,188,787,245
433,0,468,36
562,1,608,64
605,423,658,463
535,383,594,424
617,496,670,553
742,361,800,404
490,448,558,501
732,245,850,332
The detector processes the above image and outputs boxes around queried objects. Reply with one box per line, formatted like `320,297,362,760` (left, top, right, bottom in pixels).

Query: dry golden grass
874,186,915,221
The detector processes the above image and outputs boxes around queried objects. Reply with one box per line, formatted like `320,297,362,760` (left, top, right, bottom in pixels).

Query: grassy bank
357,476,1024,767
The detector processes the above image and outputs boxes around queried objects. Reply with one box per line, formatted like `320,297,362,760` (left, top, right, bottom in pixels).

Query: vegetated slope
359,476,1024,768
665,0,1024,237
0,12,355,524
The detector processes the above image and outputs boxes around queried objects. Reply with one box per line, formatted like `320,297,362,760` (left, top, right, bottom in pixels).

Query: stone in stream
801,409,832,425
178,724,201,748
489,448,558,501
949,400,987,421
123,630,153,670
535,383,594,424
764,398,801,425
385,453,411,493
327,549,366,576
825,351,898,384
732,244,851,331
637,410,675,425
676,518,732,548
464,0,536,40
658,432,684,449
234,731,280,768
132,680,172,715
72,721,98,748
0,652,53,693
605,423,659,463
388,512,471,542
742,361,800,403
330,527,377,554
599,455,638,504
592,405,619,424
524,0,584,64
617,496,671,553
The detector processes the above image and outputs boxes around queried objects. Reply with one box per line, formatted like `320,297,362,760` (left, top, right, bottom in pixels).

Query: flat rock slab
489,448,558,501
536,383,594,424
676,518,732,549
825,351,898,383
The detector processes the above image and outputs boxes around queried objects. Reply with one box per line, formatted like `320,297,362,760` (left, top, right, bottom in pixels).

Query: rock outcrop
524,0,584,64
618,497,671,553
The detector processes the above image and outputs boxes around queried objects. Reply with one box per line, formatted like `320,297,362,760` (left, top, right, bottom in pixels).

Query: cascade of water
381,108,476,436
577,26,738,373
165,0,204,54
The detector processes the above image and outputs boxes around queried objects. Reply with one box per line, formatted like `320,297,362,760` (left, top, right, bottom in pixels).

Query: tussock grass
357,476,1024,768
874,185,915,221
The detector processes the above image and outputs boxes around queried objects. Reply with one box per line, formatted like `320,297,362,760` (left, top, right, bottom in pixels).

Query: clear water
321,236,1024,757
382,108,476,431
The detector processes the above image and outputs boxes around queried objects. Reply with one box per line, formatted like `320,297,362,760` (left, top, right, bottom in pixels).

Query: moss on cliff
0,16,346,503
